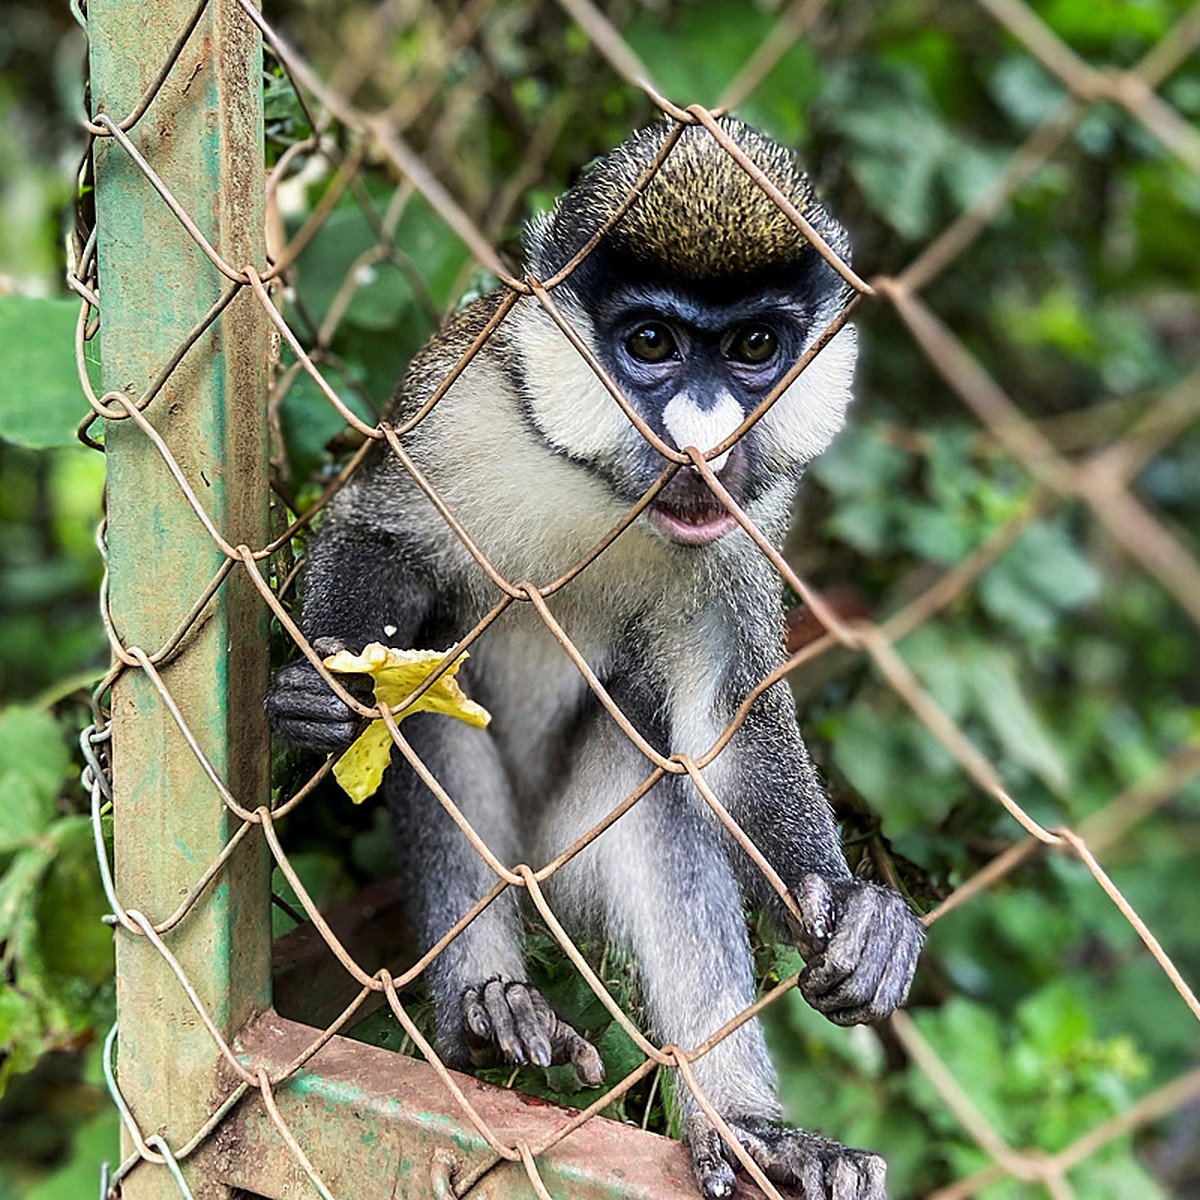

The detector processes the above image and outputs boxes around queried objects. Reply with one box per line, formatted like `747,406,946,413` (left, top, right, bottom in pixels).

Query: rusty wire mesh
72,0,1200,1197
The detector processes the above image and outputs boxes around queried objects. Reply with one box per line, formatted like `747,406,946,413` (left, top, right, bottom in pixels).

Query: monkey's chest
467,610,613,805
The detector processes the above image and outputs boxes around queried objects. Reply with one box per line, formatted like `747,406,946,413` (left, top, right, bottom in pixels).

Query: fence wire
70,0,1200,1197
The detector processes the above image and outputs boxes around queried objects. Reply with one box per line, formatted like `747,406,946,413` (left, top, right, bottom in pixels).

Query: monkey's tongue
649,501,737,546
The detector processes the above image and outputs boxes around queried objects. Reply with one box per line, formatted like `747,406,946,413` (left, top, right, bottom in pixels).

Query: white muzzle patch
662,390,744,473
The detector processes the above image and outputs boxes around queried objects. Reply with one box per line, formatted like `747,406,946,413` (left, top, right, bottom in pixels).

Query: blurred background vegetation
1,0,1198,1197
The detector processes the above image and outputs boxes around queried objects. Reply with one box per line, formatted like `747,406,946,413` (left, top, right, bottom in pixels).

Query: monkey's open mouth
648,500,738,546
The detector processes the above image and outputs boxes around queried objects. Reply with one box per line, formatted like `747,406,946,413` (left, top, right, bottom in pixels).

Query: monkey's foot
686,1113,886,1200
462,978,605,1086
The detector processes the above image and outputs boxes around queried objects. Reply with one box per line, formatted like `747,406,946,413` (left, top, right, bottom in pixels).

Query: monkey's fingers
265,656,374,753
462,979,604,1086
792,872,837,960
799,881,923,1026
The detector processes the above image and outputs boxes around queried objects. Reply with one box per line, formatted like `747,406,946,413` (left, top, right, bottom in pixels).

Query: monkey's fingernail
530,1040,552,1067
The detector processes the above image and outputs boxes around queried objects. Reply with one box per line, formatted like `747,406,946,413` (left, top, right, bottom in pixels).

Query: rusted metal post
89,1,270,1195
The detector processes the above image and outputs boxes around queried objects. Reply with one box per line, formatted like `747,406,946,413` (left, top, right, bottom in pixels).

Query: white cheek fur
511,296,635,462
758,323,857,468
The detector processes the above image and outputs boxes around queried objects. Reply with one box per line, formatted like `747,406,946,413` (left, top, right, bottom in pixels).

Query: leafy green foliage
0,299,93,451
0,707,113,1089
3,0,1198,1193
0,445,106,701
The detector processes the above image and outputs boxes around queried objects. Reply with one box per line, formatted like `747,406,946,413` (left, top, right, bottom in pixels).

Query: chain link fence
70,0,1200,1196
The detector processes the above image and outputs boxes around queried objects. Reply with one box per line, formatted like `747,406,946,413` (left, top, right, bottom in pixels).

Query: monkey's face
517,117,858,547
514,260,857,548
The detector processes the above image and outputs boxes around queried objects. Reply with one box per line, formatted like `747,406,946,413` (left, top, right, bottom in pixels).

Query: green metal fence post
89,1,271,1195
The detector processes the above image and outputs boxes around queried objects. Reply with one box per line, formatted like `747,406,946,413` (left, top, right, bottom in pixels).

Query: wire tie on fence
101,1025,167,1166
80,722,113,801
88,738,139,935
639,81,696,125
143,1136,198,1200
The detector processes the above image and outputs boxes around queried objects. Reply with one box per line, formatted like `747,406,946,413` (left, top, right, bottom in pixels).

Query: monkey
266,116,924,1200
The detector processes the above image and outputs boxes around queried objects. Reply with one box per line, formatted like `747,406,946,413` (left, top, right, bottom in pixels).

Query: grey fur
266,117,923,1199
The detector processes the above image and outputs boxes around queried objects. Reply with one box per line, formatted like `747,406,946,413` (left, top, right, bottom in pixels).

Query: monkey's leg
591,782,885,1200
387,712,602,1085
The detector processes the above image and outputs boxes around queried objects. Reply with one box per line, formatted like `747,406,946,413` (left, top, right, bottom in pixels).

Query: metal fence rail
71,0,1200,1197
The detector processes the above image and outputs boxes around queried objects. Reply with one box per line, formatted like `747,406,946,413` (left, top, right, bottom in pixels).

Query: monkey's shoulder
384,289,514,425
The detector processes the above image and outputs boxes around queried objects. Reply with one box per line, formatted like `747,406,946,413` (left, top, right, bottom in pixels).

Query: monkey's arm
266,517,435,752
721,680,924,1026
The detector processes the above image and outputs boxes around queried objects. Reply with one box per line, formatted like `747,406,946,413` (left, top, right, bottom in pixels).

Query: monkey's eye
728,326,778,365
625,323,678,363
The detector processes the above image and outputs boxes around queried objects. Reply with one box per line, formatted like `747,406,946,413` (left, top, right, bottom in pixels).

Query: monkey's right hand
265,638,376,753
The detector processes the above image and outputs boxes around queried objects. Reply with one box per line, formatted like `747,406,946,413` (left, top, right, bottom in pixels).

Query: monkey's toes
684,1115,738,1199
462,978,604,1086
687,1114,886,1200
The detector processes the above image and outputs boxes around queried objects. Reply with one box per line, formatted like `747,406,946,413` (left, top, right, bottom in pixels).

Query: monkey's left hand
791,874,924,1026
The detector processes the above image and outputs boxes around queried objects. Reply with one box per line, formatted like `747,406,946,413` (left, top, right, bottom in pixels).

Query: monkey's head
515,116,857,548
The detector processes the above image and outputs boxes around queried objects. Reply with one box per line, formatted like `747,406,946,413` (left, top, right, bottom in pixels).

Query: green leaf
0,770,57,853
826,66,952,239
0,705,71,804
1015,979,1089,1058
830,704,961,836
0,845,54,944
38,817,114,985
0,705,69,851
910,998,1013,1137
625,4,775,107
0,297,87,449
980,521,1101,634
964,644,1069,794
0,983,44,1082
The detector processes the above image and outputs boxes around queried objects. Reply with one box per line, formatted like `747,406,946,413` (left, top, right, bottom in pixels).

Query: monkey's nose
661,391,742,474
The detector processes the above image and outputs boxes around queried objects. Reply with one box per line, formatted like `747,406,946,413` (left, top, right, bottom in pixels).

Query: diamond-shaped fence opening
71,0,1200,1197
